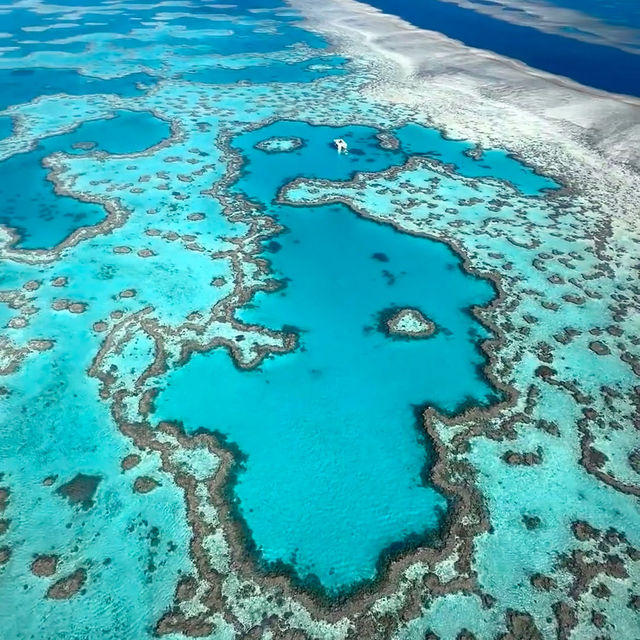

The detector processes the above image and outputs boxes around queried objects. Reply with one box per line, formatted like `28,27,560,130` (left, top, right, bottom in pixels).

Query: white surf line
288,0,640,225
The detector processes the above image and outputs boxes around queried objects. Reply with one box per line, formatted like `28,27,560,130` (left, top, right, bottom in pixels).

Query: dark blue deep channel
361,0,640,97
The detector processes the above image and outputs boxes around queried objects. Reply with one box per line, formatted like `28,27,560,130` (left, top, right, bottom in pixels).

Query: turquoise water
0,313,192,639
237,120,407,196
395,123,558,195
0,116,11,140
0,110,170,249
155,119,500,593
0,69,156,111
157,203,493,592
1,0,638,636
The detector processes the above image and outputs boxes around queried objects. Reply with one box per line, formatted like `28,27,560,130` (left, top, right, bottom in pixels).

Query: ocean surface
362,0,640,96
0,0,639,638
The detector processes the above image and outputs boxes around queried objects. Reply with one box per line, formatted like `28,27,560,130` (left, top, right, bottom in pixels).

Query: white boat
333,138,348,154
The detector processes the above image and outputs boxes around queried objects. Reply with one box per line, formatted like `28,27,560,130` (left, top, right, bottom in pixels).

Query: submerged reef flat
0,0,639,638
254,135,305,153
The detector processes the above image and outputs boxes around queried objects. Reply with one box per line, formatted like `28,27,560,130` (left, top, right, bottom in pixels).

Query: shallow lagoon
1,0,638,635
394,123,558,195
0,110,170,249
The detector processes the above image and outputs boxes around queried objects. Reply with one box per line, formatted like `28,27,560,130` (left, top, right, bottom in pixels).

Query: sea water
155,120,504,593
0,110,171,249
0,0,636,636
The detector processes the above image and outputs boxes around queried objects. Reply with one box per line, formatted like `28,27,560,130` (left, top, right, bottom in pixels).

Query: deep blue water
362,0,640,97
0,116,11,140
0,110,170,249
0,69,156,111
514,0,640,30
1,40,88,58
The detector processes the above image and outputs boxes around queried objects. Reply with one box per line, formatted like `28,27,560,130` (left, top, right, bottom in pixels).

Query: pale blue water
1,0,637,636
154,120,508,593
0,311,192,638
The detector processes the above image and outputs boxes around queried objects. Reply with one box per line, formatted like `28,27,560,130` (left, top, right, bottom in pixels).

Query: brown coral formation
0,546,11,566
121,454,141,471
56,474,101,510
133,476,160,494
30,554,59,577
502,450,542,466
46,568,87,600
383,307,436,339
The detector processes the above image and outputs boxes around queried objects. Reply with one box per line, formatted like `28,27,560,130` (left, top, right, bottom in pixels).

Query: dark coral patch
133,476,160,494
31,554,59,577
46,568,87,600
56,474,101,510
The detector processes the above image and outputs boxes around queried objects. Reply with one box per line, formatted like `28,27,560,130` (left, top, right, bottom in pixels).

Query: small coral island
254,136,304,153
379,306,436,339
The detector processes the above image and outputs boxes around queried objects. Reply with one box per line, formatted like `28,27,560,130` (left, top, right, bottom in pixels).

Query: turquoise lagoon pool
2,0,636,637
153,119,553,594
